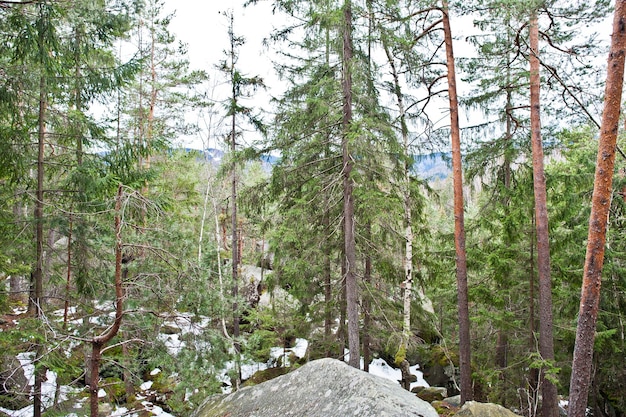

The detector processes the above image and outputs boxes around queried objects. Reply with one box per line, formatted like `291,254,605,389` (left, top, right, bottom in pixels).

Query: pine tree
568,2,626,415
441,0,473,403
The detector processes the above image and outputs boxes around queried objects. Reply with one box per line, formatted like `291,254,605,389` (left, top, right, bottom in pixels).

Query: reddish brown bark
441,0,472,403
529,215,539,413
90,184,126,417
568,3,626,416
529,12,558,417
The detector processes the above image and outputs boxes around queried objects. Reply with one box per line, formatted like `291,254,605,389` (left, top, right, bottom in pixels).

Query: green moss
242,367,290,387
394,345,407,367
431,400,460,417
429,344,458,367
102,377,126,404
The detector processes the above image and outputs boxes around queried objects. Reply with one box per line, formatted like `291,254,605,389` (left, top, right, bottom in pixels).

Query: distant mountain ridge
189,148,450,180
412,152,451,180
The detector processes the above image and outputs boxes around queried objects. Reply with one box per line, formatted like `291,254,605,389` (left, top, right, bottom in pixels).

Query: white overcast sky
164,1,282,149
165,1,277,77
161,1,613,151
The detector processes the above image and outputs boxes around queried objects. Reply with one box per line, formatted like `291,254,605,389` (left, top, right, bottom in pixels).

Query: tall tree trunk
529,11,558,417
338,253,347,360
90,184,126,417
529,213,539,416
362,222,372,372
568,2,626,416
323,8,333,359
441,0,473,403
341,0,360,369
228,12,242,388
362,0,374,373
32,64,48,417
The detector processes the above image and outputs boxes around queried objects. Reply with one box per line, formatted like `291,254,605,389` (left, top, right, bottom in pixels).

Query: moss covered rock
193,358,439,417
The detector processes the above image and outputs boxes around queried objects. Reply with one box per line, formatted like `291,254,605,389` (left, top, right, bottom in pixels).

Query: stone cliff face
192,358,438,417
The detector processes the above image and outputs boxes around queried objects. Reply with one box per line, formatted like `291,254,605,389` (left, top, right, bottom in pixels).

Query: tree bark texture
341,0,360,369
568,3,626,417
529,12,558,417
529,215,539,414
441,0,473,404
338,254,347,360
32,68,47,417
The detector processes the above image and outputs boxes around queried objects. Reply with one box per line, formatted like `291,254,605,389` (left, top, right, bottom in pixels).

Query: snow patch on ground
158,333,185,356
219,340,428,396
141,401,176,417
0,353,81,417
2,322,428,417
368,357,430,391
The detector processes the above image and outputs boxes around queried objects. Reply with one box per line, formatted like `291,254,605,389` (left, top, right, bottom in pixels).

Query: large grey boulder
193,358,439,417
455,401,523,417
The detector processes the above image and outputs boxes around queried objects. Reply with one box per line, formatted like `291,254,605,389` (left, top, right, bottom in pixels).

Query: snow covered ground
1,318,428,417
367,357,429,392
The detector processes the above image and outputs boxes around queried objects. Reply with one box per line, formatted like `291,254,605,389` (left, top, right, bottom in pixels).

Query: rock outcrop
455,401,523,417
193,358,439,417
0,354,30,410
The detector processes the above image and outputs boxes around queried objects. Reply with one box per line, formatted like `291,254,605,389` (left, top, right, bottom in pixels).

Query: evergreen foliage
0,0,623,416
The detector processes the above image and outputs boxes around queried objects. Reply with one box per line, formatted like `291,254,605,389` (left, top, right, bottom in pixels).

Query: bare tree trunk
441,0,472,404
323,14,333,360
32,70,47,417
228,12,242,389
362,0,374,374
529,11,558,417
529,213,539,416
90,184,126,417
341,0,360,369
568,3,626,416
362,222,372,372
89,341,103,417
496,75,514,408
338,255,347,360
